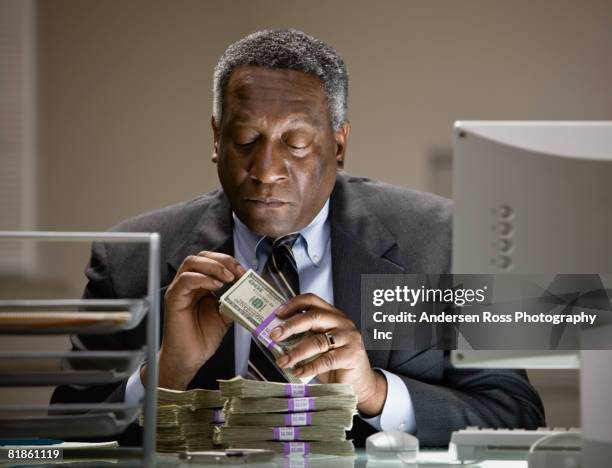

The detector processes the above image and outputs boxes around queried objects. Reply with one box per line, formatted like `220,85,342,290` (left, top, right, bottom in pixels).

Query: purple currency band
273,426,301,441
252,307,283,350
284,383,310,397
283,412,312,426
283,442,311,456
287,397,314,412
212,409,225,424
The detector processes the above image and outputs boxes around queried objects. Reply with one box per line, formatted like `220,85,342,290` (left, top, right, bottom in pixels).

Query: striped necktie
248,233,300,381
261,233,301,301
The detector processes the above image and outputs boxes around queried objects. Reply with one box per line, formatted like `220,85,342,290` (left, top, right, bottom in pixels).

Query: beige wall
6,0,612,422
38,0,612,234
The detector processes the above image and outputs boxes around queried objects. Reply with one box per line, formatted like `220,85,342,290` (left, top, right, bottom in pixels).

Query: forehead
223,66,329,126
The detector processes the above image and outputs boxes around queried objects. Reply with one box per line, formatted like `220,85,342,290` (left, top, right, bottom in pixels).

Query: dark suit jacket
52,172,545,447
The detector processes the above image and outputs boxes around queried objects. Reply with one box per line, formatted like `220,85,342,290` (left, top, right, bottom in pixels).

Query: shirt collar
298,199,330,267
232,199,330,268
232,213,267,266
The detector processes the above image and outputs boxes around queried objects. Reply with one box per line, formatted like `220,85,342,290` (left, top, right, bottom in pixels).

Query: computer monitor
451,121,612,366
450,121,612,467
452,121,612,275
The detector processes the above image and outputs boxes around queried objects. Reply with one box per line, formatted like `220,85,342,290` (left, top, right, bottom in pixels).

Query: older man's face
212,66,349,238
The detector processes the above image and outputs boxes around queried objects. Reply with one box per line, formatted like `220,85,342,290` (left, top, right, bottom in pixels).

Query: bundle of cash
214,424,347,444
218,269,311,384
227,440,356,457
224,409,354,429
219,376,353,398
157,424,216,452
149,387,224,453
145,405,224,428
157,387,224,409
224,394,357,414
217,378,356,457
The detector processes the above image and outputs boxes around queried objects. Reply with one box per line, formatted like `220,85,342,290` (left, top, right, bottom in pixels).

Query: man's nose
248,141,288,184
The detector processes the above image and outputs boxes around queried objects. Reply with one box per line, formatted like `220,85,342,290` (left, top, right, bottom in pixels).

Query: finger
292,349,353,378
198,294,233,326
276,330,349,369
270,308,353,341
178,255,238,282
167,271,224,300
198,251,247,277
275,293,334,319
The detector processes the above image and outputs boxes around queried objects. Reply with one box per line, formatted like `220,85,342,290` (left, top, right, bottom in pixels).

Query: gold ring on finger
324,331,337,350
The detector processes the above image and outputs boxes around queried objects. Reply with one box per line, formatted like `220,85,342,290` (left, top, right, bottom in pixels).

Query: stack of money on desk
215,376,357,456
150,387,225,453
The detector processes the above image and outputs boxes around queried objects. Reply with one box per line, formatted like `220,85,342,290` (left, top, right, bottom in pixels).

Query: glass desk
156,450,528,468
1,448,529,467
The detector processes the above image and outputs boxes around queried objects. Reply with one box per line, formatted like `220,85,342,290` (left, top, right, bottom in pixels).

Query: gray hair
213,29,348,131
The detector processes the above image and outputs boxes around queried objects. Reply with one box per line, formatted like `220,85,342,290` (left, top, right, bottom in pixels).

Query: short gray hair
213,29,348,131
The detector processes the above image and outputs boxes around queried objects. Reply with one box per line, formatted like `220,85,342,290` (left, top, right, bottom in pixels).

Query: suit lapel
167,189,234,273
165,189,236,388
330,174,404,369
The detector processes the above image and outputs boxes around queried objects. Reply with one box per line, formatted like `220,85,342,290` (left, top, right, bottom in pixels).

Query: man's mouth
245,197,289,207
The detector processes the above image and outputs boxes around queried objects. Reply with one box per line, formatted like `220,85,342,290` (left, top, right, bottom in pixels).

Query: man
52,29,544,446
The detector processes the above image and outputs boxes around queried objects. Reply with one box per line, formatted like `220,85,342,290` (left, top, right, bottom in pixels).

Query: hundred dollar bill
224,394,357,414
224,440,356,457
224,409,354,429
219,269,313,383
157,425,217,453
140,405,225,428
157,387,224,409
219,376,354,398
214,424,347,444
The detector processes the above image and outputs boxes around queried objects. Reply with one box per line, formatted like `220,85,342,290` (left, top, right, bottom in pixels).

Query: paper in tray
0,299,148,334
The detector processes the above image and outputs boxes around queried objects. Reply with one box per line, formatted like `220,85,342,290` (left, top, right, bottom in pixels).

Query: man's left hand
269,293,387,416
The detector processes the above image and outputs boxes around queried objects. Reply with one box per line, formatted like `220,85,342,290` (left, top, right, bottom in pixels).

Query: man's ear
211,116,220,163
334,120,350,170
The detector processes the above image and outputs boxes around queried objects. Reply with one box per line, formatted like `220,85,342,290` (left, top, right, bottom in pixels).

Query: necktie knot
269,233,300,251
260,232,300,301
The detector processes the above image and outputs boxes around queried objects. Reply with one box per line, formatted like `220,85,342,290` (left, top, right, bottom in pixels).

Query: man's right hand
142,251,246,390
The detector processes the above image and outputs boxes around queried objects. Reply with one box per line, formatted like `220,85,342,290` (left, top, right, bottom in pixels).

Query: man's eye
234,138,257,148
283,131,313,151
284,138,311,151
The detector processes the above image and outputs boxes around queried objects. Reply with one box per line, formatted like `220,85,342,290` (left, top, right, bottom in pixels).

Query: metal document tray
0,403,141,438
0,350,145,386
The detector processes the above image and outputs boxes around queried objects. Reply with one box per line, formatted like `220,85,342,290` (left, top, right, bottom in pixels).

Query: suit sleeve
392,351,546,446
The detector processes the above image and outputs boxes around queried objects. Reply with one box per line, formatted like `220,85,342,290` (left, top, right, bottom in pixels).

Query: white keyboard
449,427,581,461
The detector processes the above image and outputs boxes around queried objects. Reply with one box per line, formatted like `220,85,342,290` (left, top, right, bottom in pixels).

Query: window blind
0,0,37,274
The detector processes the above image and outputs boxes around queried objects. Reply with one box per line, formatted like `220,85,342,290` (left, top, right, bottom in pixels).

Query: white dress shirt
125,199,416,433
